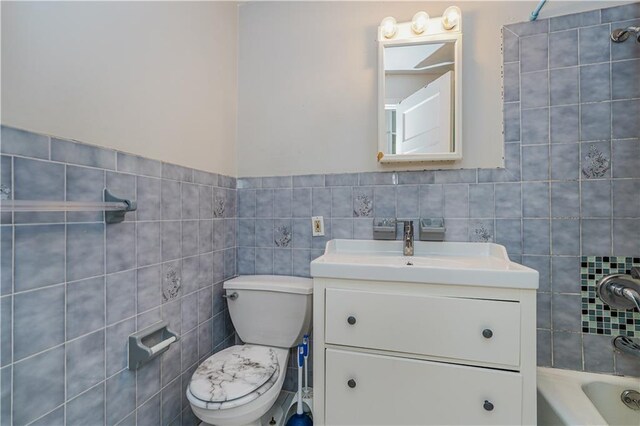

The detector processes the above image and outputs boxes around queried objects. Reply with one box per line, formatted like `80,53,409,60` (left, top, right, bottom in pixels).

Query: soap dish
373,218,396,240
419,218,445,241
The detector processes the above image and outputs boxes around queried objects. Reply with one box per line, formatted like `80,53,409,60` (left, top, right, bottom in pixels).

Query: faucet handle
397,219,415,227
631,267,640,280
400,220,414,235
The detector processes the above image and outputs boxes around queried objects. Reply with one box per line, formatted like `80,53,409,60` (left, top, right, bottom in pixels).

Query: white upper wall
1,1,238,176
2,1,631,177
237,1,630,177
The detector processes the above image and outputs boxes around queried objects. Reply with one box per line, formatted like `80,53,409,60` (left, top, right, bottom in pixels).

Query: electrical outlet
312,216,325,236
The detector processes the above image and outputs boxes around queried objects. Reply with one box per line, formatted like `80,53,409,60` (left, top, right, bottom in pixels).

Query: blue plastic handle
298,344,305,367
302,335,309,357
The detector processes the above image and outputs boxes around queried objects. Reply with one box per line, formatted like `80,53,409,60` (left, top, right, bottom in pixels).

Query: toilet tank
223,275,313,348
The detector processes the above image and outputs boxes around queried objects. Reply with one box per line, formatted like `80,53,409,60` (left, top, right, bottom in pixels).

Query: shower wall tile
1,125,236,424
579,24,611,64
612,139,640,178
612,100,640,140
550,143,579,180
550,105,579,143
520,34,548,72
550,10,599,32
503,62,520,103
612,59,640,100
550,67,579,106
580,180,611,217
611,19,640,61
613,179,640,217
503,28,519,62
522,182,549,218
549,30,578,68
521,71,549,109
521,108,549,144
580,63,611,103
503,102,521,142
601,3,640,23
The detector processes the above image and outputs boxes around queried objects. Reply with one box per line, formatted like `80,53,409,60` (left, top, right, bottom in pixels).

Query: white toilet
187,275,313,426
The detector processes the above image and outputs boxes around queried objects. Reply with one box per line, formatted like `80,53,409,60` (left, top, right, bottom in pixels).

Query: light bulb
380,16,397,39
411,11,430,34
442,6,461,30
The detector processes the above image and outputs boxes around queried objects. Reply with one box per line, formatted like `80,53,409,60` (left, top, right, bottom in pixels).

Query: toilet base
198,391,293,426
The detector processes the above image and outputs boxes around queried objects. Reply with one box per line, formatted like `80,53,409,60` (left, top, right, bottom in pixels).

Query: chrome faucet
597,267,640,311
597,267,640,359
401,220,414,256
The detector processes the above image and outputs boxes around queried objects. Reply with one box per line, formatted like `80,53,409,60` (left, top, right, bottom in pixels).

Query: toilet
187,275,313,426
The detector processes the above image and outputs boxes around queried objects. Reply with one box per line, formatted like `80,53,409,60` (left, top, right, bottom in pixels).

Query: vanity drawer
325,348,523,425
325,288,521,367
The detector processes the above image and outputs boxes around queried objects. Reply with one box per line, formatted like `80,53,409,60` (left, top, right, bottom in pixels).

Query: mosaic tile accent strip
581,256,640,337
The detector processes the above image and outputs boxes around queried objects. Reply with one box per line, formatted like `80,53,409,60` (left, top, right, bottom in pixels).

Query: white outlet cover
312,216,325,236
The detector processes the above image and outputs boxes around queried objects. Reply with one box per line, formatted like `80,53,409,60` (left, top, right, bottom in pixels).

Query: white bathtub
538,367,640,425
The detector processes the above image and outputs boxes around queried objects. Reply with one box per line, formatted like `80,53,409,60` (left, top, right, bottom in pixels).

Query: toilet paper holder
128,321,180,370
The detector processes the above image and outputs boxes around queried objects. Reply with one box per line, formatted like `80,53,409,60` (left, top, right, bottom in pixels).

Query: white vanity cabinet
310,240,538,425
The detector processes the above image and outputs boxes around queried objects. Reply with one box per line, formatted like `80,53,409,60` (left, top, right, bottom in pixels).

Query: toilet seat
188,345,281,410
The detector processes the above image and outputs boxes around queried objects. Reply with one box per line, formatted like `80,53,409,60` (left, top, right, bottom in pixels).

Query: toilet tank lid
224,275,313,295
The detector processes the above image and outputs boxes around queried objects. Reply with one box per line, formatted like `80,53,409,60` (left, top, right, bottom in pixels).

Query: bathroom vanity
310,240,538,425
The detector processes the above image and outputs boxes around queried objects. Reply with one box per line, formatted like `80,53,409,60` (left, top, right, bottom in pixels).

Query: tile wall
236,2,640,386
0,126,237,426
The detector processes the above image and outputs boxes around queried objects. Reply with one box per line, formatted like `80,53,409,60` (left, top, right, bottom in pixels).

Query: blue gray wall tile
51,137,116,170
1,126,236,424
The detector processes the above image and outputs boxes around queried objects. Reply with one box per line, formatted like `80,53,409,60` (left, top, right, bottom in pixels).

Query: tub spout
613,336,640,359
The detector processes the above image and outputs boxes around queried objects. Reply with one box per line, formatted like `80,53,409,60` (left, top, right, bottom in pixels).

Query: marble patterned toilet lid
189,345,279,404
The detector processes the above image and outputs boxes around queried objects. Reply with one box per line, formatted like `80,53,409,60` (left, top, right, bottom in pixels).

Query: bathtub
538,367,640,425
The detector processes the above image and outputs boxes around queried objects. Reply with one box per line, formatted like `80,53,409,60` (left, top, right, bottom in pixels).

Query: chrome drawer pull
482,328,493,339
347,379,357,388
347,316,357,325
483,400,494,411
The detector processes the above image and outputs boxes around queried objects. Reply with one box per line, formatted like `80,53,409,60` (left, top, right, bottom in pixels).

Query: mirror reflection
384,41,455,155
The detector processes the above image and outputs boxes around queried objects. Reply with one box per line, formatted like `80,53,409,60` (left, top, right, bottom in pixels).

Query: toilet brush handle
297,344,304,415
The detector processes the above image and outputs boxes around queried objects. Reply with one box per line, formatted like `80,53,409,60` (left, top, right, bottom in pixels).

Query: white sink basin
310,240,538,289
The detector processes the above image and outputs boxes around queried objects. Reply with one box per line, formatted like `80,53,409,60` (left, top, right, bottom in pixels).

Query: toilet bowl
187,275,313,426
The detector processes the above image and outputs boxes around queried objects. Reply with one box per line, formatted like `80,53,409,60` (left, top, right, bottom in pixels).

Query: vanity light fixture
380,16,398,39
442,6,461,30
411,11,430,34
379,7,461,40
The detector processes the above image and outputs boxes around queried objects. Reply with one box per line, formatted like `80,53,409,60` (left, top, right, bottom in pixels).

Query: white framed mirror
377,11,462,163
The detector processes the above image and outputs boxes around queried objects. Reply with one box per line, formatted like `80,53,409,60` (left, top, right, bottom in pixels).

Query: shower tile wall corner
0,126,237,426
237,2,640,387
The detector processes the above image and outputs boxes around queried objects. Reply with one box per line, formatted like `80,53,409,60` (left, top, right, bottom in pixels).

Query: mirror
378,17,462,163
